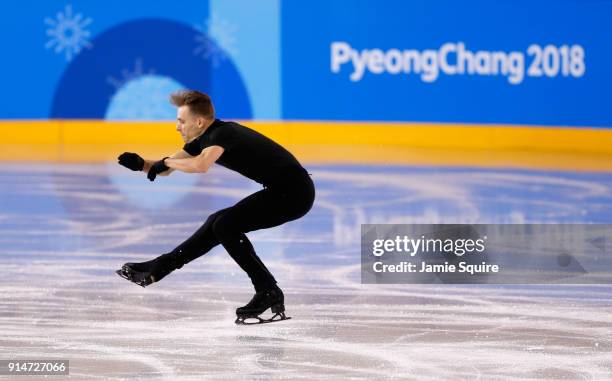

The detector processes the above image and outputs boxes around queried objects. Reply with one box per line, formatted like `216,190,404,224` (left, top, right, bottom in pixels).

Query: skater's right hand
118,152,145,171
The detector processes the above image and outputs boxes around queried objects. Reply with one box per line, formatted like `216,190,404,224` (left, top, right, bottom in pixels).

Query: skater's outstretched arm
118,150,193,177
164,145,224,174
142,150,194,176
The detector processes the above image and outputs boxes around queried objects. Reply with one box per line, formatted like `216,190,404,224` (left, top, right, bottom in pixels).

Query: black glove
147,157,170,182
118,152,144,171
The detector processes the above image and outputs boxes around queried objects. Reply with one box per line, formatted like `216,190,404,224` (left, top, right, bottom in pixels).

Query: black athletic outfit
169,119,315,291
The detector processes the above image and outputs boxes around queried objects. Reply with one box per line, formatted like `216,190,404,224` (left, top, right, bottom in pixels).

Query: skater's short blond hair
170,90,215,119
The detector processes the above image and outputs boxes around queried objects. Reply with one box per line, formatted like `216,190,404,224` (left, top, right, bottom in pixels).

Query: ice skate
235,286,291,325
116,253,180,288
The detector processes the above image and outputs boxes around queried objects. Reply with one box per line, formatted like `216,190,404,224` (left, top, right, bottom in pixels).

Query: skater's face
176,105,208,143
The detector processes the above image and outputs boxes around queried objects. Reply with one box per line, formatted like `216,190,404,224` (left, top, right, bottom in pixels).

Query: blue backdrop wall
1,0,610,127
281,0,611,127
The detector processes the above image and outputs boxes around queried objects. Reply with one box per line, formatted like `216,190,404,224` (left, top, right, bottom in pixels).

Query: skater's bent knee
204,210,225,227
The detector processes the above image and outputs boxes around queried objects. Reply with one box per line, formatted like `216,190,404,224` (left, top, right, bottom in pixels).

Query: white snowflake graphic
193,13,238,67
44,4,93,62
106,58,155,91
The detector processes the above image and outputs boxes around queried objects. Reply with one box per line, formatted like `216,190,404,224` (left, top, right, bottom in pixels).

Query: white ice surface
0,163,611,380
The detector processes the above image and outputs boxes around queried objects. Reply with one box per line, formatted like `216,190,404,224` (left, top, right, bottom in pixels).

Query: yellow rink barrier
1,119,612,171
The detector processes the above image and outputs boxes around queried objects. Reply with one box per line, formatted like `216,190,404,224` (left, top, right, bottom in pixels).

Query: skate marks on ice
1,280,611,380
1,163,612,379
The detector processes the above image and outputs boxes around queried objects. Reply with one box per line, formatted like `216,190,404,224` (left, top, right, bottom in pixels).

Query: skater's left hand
147,157,170,181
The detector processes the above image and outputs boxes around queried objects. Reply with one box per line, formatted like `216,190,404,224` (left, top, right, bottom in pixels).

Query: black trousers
172,169,315,291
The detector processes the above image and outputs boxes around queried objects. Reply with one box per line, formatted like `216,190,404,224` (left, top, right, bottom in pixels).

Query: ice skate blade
235,312,291,325
115,269,148,288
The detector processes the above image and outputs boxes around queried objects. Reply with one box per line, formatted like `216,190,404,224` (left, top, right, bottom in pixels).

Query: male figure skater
116,90,315,324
